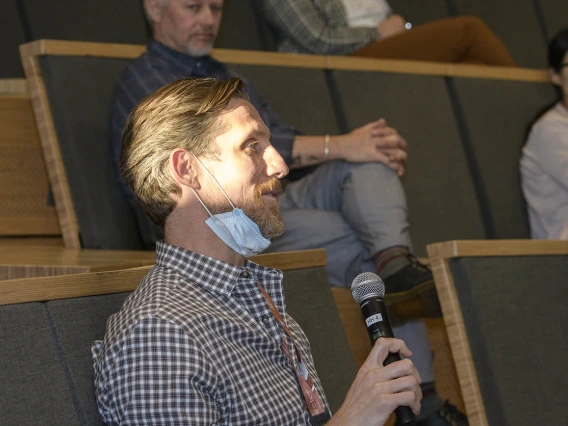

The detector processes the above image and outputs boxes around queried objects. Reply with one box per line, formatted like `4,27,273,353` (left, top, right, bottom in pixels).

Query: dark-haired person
261,0,515,66
521,28,568,240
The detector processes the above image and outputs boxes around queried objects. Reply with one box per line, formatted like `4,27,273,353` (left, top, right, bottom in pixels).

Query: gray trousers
265,160,435,382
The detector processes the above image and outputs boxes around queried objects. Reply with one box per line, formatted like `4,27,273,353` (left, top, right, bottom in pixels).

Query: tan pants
352,16,516,66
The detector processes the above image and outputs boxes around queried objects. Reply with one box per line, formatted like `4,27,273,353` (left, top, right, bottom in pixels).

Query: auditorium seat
21,43,143,249
389,0,450,27
536,0,568,41
451,0,547,68
0,0,26,78
330,69,486,256
229,63,339,135
450,77,556,238
428,240,568,426
0,249,357,421
215,0,276,51
17,0,148,44
1,303,81,425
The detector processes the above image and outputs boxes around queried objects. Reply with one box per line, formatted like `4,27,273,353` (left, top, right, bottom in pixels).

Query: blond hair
120,77,248,228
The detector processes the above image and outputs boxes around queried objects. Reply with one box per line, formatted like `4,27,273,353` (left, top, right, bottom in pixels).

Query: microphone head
351,272,385,304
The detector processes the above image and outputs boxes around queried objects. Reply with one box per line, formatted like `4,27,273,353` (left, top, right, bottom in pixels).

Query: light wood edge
20,44,81,248
0,266,152,305
326,56,548,82
22,39,548,83
428,255,488,426
0,249,327,305
250,248,327,270
427,240,568,259
0,78,27,94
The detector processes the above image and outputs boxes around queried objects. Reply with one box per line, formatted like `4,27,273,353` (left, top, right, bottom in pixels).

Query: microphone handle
361,297,416,426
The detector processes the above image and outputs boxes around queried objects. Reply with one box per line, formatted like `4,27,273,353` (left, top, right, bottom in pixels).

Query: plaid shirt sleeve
96,317,223,426
263,0,377,54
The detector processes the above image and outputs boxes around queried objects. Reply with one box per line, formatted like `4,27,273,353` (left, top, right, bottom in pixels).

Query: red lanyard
256,282,326,417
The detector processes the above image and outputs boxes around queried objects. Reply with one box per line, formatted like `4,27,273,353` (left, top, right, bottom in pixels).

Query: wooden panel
22,39,549,82
0,79,27,94
428,255,488,426
0,237,64,247
427,239,568,259
0,95,60,236
20,45,81,248
0,248,326,304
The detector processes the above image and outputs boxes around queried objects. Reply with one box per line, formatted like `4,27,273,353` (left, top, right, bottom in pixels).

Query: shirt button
262,315,270,324
241,270,250,278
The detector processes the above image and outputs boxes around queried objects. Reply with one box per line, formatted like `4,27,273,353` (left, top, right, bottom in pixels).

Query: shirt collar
155,241,283,296
147,39,224,76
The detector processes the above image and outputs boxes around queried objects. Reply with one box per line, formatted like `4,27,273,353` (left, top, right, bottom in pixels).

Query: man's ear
144,0,163,25
169,148,200,190
549,67,562,86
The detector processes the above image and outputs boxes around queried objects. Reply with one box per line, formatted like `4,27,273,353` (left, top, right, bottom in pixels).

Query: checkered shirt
262,0,377,54
92,241,329,425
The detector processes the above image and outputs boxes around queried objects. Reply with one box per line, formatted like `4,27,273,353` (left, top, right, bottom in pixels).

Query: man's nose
265,146,289,179
199,6,216,26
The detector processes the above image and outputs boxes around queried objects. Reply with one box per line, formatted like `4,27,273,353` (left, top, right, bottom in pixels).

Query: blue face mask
191,156,271,258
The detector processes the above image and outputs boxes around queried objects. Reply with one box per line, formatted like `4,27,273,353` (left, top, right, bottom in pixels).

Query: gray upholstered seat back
331,70,486,256
283,266,357,412
451,0,547,68
215,0,276,51
46,293,130,426
451,78,556,239
0,0,26,78
229,64,339,135
389,0,450,27
0,303,80,426
39,265,352,420
39,55,143,249
449,255,568,425
537,0,568,41
18,0,148,43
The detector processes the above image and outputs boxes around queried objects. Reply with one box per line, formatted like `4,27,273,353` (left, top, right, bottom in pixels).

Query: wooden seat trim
0,248,326,305
426,240,568,426
22,39,548,82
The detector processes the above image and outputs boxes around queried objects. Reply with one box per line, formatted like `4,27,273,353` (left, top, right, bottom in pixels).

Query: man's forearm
289,135,345,169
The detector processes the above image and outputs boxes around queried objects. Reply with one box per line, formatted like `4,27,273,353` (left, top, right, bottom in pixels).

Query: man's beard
185,36,215,57
207,178,285,239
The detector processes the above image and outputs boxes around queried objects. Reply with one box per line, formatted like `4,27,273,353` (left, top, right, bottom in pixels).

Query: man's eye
246,142,259,152
187,4,200,12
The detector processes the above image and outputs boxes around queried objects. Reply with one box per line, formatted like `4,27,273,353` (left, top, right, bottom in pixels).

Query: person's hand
328,338,422,426
332,118,407,176
377,14,407,39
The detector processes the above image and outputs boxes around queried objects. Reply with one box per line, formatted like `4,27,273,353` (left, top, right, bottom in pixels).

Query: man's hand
328,338,422,426
377,14,407,39
332,118,407,176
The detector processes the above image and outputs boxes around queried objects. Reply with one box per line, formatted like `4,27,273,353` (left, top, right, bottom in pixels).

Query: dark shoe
383,254,441,318
417,401,469,426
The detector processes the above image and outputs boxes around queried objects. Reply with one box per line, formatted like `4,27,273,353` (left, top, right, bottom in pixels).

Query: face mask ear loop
192,153,236,209
190,188,213,217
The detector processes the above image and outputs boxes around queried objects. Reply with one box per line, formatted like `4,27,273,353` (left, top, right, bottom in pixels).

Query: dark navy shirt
110,39,299,203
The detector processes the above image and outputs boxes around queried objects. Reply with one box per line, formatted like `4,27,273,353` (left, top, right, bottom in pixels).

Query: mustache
255,178,282,197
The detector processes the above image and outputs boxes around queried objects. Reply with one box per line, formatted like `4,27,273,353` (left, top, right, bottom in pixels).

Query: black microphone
351,272,416,426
